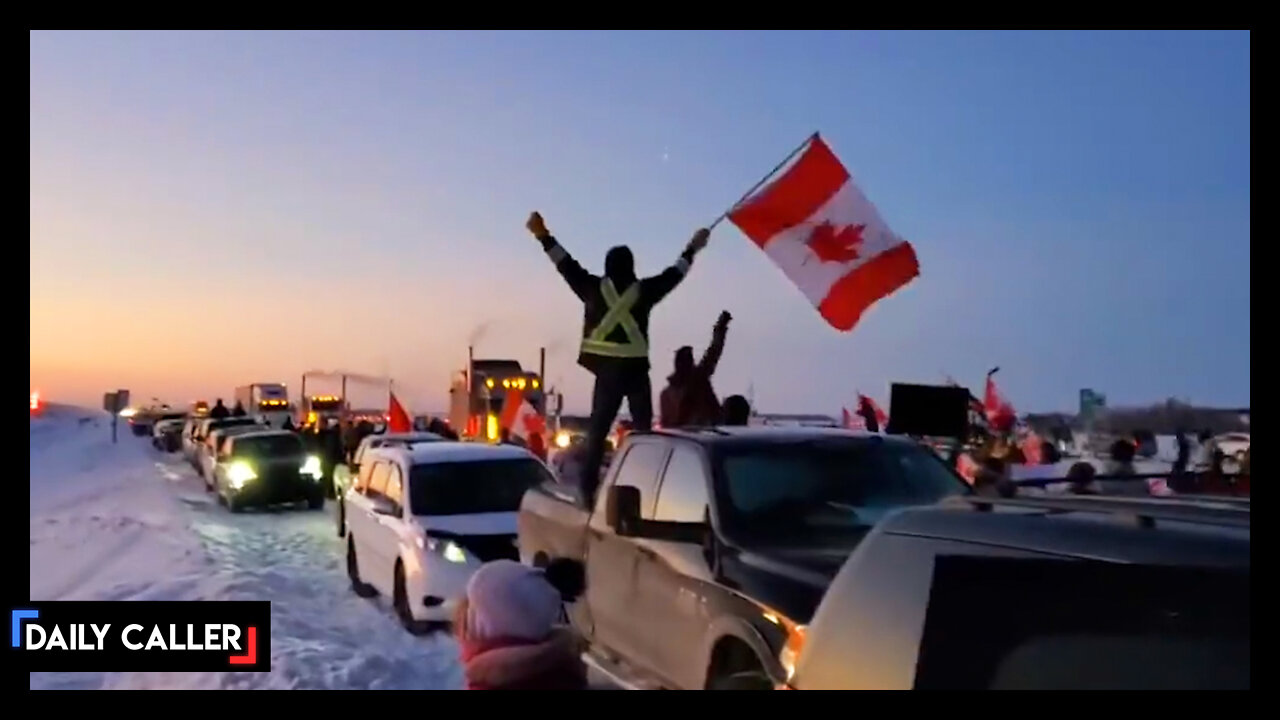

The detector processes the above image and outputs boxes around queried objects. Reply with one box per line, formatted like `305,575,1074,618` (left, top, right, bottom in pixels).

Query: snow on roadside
29,405,464,690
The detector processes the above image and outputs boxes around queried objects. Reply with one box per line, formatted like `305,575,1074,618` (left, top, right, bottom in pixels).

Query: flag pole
708,131,819,231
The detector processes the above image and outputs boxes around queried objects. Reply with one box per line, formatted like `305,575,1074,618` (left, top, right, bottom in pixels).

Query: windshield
409,458,551,516
234,434,304,458
715,438,970,546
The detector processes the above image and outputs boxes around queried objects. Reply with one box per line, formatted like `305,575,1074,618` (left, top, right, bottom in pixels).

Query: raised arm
698,311,731,377
642,228,710,305
527,212,596,301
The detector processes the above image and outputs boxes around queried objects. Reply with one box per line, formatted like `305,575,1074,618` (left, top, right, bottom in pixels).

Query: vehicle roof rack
950,494,1250,530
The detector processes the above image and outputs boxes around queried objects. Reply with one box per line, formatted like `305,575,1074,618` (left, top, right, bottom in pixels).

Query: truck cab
517,426,973,690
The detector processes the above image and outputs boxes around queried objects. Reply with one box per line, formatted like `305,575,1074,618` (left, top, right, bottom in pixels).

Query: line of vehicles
134,375,1248,690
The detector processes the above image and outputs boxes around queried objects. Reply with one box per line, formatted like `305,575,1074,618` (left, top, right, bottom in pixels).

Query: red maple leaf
805,222,865,264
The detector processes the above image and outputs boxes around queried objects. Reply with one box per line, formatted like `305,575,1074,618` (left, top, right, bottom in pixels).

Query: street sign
1079,388,1106,422
103,389,130,443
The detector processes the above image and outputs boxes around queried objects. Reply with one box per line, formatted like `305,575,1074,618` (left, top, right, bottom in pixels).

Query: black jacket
538,235,695,375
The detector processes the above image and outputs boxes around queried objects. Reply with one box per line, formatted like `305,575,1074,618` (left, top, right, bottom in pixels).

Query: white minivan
342,442,551,633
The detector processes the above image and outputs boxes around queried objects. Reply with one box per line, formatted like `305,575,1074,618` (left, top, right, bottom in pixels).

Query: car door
344,457,375,531
378,462,412,574
356,460,396,594
634,442,718,688
584,440,670,665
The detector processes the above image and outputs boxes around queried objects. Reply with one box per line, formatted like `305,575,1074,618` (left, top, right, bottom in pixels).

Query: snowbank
29,406,465,690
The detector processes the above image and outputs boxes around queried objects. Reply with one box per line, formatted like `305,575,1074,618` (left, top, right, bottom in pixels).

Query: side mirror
605,485,642,535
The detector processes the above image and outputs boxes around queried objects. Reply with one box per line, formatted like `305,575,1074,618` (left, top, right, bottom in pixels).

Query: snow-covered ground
29,404,465,690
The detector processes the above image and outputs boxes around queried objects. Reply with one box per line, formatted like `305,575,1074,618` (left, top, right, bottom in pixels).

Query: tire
709,669,774,690
307,493,324,511
393,563,429,635
347,539,377,598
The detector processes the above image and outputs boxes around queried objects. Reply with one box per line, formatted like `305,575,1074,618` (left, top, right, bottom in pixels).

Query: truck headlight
300,455,323,480
227,461,257,489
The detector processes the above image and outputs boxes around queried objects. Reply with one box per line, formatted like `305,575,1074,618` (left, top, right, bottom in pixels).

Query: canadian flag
388,392,412,433
857,393,888,430
499,388,546,441
984,375,1016,432
728,135,920,332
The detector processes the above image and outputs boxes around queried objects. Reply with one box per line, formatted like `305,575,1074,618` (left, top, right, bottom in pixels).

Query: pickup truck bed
517,481,590,568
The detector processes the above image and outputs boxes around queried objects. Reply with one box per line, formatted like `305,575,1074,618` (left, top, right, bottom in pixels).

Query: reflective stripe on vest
581,279,648,358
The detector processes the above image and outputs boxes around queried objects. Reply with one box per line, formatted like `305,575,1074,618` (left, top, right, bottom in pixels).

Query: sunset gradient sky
31,30,1250,414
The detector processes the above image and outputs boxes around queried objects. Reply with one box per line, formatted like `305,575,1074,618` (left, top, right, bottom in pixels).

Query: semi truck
448,346,546,442
235,383,292,428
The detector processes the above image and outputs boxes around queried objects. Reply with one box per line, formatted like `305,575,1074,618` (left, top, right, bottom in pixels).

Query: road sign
1079,388,1106,422
103,389,130,444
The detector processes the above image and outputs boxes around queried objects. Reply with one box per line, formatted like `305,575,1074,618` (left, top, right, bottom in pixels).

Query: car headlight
416,536,469,564
227,461,257,489
555,431,571,448
300,455,323,480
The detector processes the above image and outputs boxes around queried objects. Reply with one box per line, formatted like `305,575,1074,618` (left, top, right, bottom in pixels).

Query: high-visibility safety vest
580,279,649,359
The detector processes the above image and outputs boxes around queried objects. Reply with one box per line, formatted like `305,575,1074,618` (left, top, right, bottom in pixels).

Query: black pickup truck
517,426,972,690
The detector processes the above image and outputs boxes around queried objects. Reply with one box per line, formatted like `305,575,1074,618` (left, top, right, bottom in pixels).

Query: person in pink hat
454,559,587,690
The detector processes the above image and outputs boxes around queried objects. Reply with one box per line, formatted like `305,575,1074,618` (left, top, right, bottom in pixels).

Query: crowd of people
957,422,1249,499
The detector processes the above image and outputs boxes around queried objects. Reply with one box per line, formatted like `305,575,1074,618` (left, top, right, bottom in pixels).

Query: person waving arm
527,212,597,301
641,228,710,305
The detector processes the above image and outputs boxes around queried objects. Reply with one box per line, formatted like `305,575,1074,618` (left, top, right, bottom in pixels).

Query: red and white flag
728,135,920,332
388,392,412,433
984,375,1016,432
841,407,866,430
857,393,889,430
500,388,546,441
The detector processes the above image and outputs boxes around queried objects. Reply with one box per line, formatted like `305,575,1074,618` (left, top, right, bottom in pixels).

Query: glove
687,228,710,255
526,211,549,238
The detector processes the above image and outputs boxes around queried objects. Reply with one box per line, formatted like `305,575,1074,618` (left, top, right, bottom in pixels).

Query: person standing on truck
660,311,731,428
526,210,709,505
232,401,247,417
209,399,230,419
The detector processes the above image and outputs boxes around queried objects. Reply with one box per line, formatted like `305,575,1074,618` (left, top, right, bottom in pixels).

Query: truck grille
454,534,519,563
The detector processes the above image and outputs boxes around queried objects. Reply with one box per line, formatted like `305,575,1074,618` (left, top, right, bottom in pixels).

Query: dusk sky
30,30,1250,415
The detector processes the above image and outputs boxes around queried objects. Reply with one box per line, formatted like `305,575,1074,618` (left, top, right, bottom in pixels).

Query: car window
354,461,375,493
367,461,390,498
234,434,304,458
915,556,1249,690
653,445,710,523
385,464,404,509
714,438,969,548
407,458,551,516
597,442,670,519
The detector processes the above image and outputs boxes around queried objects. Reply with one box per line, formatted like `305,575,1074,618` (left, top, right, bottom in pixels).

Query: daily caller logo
11,603,268,672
